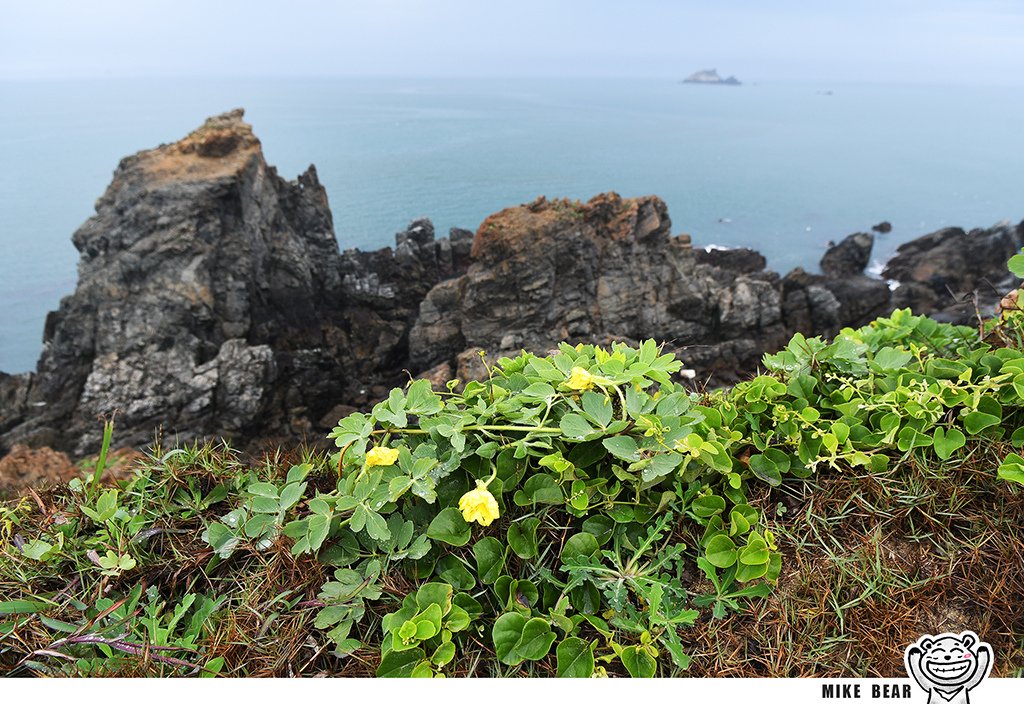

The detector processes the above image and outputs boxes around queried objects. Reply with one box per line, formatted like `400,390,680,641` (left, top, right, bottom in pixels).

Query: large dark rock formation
0,110,469,456
1,110,1020,458
883,222,1024,322
408,197,906,386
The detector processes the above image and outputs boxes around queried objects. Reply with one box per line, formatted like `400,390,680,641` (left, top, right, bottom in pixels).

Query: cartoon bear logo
904,631,993,704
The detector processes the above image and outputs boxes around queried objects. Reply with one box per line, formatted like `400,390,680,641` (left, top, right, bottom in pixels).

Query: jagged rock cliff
0,110,469,455
1,111,1020,458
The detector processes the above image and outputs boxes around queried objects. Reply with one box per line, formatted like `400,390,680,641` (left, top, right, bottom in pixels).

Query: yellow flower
566,366,595,391
459,481,500,526
365,446,400,467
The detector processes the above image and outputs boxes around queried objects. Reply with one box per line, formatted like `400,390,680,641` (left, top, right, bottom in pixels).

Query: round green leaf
435,555,476,591
739,537,770,566
432,641,456,667
427,508,471,546
515,617,557,661
704,534,738,568
492,612,528,665
560,532,600,564
748,454,782,486
998,453,1024,485
377,648,425,677
620,645,657,678
507,518,540,559
473,537,506,584
556,637,595,678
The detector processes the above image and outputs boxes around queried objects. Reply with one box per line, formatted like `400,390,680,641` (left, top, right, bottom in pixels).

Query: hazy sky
2,0,1022,84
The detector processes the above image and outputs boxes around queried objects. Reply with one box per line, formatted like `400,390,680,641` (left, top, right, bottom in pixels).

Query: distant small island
682,69,741,85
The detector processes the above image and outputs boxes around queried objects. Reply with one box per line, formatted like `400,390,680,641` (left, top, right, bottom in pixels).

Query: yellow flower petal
566,366,595,391
459,481,500,526
365,446,400,467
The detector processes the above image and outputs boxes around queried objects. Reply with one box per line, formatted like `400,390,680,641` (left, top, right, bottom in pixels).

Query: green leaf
413,603,443,640
364,509,392,542
691,494,726,518
523,382,557,399
513,474,563,506
19,539,56,561
933,427,966,460
748,454,782,487
582,391,614,427
0,599,50,615
620,645,657,678
739,535,770,565
435,555,476,591
432,641,456,667
964,411,1000,435
445,605,471,632
1009,252,1024,278
997,453,1024,485
514,618,557,660
492,612,529,665
247,481,279,499
427,508,471,546
556,637,595,678
735,560,769,583
377,648,426,677
560,533,600,564
873,347,913,370
406,379,443,416
602,436,640,461
641,453,684,483
201,523,240,559
279,481,306,510
560,413,595,439
507,518,540,559
897,426,932,452
307,513,331,553
704,534,738,568
473,537,506,584
415,582,453,612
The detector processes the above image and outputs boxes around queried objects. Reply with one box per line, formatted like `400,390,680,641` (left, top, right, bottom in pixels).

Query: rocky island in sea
0,109,1021,460
682,69,741,85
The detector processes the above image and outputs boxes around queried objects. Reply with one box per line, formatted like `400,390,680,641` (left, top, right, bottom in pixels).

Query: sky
1,0,1023,84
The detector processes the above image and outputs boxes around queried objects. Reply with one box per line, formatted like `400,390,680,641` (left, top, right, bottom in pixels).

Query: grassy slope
2,438,1021,677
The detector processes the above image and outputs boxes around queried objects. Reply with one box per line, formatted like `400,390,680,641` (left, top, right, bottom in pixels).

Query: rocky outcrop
1,110,1020,459
0,110,469,457
883,222,1024,323
407,196,912,387
820,232,874,277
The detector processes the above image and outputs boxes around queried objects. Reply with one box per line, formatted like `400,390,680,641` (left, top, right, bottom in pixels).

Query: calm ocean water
1,77,1022,372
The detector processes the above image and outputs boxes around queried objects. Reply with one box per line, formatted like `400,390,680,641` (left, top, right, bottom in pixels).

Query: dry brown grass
685,447,1024,677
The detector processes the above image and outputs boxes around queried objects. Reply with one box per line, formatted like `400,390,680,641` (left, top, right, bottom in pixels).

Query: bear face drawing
905,631,993,704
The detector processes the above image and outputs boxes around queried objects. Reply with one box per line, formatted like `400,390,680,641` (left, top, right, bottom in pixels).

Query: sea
1,77,1022,373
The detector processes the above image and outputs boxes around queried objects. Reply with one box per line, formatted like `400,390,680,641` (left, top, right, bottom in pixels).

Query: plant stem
371,425,562,435
90,418,115,494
